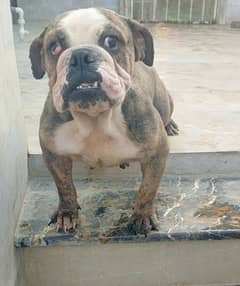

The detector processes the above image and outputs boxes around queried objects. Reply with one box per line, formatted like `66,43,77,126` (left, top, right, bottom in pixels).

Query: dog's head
30,8,154,117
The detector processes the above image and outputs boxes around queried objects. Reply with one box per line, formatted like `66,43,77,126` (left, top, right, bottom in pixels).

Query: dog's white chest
53,111,140,167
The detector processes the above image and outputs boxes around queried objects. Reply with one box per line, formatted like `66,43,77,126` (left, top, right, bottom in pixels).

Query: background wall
222,0,240,23
17,0,240,24
0,0,28,285
19,0,120,21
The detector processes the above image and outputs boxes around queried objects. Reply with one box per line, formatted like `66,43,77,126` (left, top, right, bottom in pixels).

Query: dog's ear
29,28,47,79
126,18,154,66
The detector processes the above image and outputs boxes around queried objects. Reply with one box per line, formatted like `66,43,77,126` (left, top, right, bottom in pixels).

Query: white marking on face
53,107,140,167
59,8,108,47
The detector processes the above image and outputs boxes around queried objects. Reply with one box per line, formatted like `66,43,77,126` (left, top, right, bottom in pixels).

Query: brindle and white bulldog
29,8,178,234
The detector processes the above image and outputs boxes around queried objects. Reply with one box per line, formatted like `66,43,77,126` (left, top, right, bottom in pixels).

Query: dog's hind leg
165,119,179,136
152,72,179,136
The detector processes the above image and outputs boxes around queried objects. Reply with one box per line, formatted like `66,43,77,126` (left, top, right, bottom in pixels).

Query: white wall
19,0,119,21
0,0,28,285
225,0,240,23
218,0,240,24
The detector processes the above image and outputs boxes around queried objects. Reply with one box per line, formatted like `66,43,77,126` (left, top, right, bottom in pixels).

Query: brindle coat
29,8,178,234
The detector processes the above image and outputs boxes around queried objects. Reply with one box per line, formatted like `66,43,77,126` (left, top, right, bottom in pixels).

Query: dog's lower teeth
76,81,98,90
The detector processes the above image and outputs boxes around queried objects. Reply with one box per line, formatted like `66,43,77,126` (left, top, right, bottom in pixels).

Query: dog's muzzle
52,45,131,117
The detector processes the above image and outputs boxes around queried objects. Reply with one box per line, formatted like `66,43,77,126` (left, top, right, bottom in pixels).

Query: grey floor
13,22,240,154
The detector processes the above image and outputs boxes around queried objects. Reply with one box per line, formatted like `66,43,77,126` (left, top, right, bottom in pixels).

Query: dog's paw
48,204,80,233
127,212,159,235
165,119,179,136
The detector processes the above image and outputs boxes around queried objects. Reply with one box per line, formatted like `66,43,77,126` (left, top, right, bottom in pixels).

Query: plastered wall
19,0,119,21
224,0,240,23
0,1,27,285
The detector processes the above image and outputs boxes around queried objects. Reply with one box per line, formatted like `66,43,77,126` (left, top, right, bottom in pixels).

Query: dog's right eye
49,41,62,56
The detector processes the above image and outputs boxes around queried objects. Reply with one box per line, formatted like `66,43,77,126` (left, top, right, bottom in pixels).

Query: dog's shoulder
131,62,164,98
132,62,157,85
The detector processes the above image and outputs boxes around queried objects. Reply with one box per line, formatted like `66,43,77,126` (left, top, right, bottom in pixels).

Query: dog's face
30,8,154,117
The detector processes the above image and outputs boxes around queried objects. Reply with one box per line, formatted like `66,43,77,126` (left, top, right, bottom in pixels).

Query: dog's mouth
63,71,103,98
62,75,115,116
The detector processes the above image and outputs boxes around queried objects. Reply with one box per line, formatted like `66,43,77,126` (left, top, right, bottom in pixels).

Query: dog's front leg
128,139,169,235
41,146,80,232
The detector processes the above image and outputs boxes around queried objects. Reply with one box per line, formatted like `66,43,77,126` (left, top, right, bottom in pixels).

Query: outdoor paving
13,22,240,154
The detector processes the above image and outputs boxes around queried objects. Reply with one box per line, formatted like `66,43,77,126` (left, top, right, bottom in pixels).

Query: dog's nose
69,49,97,69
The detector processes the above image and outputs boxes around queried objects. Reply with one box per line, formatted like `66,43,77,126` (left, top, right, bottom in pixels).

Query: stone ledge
15,176,240,248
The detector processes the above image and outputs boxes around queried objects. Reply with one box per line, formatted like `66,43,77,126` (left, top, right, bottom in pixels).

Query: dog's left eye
49,41,62,56
103,36,120,52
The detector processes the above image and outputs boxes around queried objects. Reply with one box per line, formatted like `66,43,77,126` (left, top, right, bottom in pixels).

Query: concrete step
16,173,240,286
18,240,240,286
16,174,240,247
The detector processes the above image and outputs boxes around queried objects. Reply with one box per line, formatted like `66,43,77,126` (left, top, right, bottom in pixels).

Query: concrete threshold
16,174,240,285
15,174,240,247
